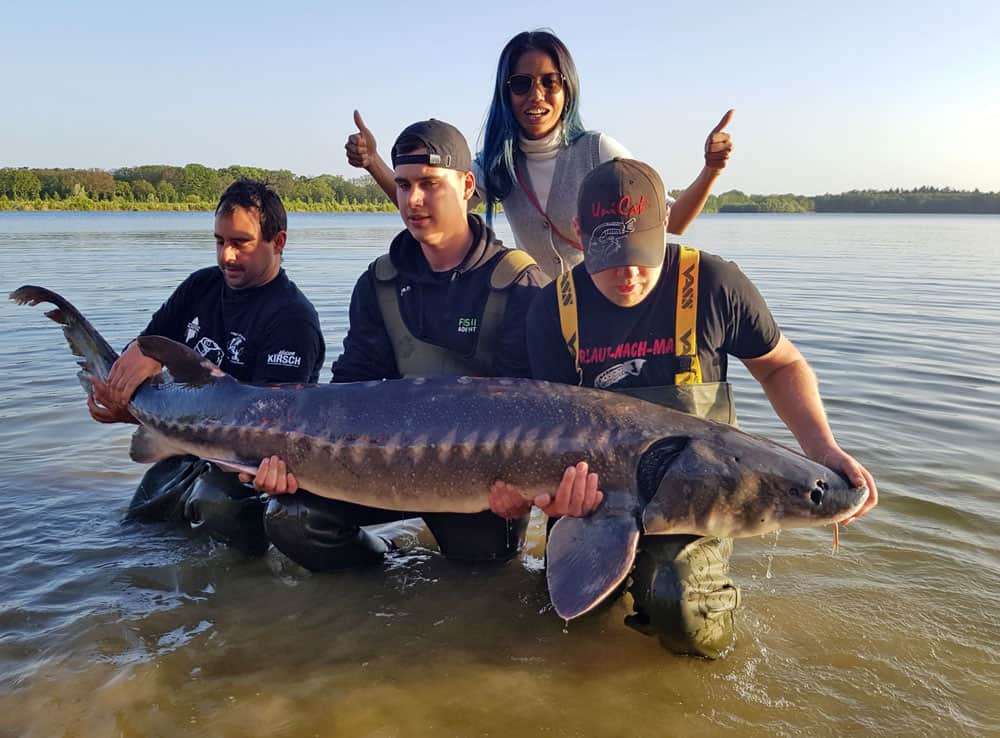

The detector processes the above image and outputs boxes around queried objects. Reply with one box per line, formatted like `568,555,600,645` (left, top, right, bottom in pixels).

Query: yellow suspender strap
675,245,703,385
556,271,584,385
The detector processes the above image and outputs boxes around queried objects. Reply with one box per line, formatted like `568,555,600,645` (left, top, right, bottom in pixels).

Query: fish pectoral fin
130,426,188,464
546,512,640,620
201,457,260,476
136,336,234,387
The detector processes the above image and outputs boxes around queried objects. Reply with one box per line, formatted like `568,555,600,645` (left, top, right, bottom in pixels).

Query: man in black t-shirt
89,178,325,552
490,159,878,658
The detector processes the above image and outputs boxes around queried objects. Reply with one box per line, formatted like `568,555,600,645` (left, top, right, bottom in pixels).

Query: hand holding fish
240,455,299,495
104,341,163,409
810,445,878,525
489,461,604,519
87,376,138,424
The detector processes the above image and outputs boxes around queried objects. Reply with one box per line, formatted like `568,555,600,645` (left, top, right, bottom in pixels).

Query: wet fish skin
12,285,869,620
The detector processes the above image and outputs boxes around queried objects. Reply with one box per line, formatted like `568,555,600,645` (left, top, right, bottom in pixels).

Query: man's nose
221,245,239,263
619,266,640,279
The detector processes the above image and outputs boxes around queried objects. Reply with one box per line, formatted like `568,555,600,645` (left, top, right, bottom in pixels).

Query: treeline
1,166,997,214
689,187,999,214
0,164,395,212
813,187,1000,214
697,190,814,213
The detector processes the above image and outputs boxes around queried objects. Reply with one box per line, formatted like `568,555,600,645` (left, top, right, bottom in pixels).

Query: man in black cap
252,119,550,570
89,178,326,553
490,158,878,657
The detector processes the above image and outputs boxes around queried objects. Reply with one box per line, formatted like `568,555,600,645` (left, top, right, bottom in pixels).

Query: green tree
132,179,156,201
156,180,178,203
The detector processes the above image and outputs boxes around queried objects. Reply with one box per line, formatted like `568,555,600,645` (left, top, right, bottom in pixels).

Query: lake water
0,212,997,737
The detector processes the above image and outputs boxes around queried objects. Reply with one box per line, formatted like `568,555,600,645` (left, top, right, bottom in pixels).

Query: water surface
1,212,997,737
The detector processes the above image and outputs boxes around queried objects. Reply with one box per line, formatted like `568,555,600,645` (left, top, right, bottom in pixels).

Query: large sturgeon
13,285,868,620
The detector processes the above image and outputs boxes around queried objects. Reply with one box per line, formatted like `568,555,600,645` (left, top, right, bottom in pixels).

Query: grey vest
503,132,602,278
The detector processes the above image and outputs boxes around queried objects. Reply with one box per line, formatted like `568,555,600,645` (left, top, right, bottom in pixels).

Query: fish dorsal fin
546,511,640,620
136,336,235,387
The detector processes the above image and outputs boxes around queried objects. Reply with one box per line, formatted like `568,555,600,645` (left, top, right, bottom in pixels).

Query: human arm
742,334,878,523
491,265,547,378
665,109,734,235
329,270,400,383
488,461,604,519
344,109,398,206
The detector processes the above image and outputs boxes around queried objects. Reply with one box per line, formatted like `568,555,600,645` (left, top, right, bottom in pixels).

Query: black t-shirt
141,267,325,384
527,246,781,390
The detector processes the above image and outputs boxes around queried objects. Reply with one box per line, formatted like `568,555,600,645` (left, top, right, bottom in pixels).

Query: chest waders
557,246,739,658
128,455,270,556
265,249,542,572
372,250,536,376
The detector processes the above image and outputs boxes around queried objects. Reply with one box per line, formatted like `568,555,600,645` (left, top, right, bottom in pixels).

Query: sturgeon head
640,426,869,539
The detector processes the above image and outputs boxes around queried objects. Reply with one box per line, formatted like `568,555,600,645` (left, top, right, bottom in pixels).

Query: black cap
577,158,668,275
391,119,472,172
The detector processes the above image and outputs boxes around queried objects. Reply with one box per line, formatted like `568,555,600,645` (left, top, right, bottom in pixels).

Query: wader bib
557,246,740,658
372,249,536,376
266,249,539,570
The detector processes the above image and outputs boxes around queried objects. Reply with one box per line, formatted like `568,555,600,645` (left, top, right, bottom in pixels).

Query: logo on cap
588,217,636,268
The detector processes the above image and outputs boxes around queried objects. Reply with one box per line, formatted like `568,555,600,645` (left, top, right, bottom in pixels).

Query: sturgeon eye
810,488,824,505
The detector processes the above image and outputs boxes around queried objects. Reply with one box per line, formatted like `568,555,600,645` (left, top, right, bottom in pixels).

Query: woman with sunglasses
345,29,732,278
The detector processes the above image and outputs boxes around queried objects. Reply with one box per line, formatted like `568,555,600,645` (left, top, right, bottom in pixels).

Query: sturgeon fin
130,427,259,476
10,285,119,383
546,511,640,620
136,336,234,387
130,426,188,463
641,437,717,535
201,457,260,476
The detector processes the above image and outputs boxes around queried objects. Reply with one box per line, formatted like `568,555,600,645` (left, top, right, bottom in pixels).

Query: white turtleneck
471,125,634,209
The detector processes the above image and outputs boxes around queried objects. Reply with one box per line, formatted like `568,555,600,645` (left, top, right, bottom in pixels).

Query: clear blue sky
3,0,997,195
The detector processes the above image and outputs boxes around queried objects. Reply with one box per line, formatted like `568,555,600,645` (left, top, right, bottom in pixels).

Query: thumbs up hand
704,109,734,170
345,109,378,169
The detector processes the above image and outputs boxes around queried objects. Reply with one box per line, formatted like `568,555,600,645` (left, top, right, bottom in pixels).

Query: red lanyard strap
514,164,583,251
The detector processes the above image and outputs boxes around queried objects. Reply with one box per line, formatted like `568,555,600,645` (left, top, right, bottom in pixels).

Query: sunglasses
506,72,565,97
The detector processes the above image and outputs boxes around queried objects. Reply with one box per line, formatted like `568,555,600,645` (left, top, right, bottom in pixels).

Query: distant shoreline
2,164,997,214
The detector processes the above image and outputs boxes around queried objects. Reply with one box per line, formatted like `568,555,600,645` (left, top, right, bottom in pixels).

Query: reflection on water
0,212,998,737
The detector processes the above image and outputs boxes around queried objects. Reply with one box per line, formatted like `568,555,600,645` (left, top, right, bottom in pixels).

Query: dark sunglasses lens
508,75,532,95
541,73,563,91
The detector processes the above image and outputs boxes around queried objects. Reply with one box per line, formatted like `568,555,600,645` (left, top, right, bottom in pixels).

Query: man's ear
571,215,582,241
462,170,476,201
272,231,287,254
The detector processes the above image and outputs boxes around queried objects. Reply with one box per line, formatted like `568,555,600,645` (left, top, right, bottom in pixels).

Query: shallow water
1,212,997,737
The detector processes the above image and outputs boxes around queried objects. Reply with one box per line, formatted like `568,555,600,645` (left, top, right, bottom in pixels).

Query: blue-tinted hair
477,30,586,226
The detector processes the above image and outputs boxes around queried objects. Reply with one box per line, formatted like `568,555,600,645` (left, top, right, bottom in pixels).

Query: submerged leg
264,491,402,571
423,511,529,563
625,535,739,659
126,457,269,555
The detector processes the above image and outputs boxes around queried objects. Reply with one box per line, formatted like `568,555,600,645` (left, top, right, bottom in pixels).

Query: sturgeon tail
10,285,120,391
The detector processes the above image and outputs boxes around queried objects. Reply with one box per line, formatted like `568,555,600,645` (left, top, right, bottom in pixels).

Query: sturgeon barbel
13,285,869,620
